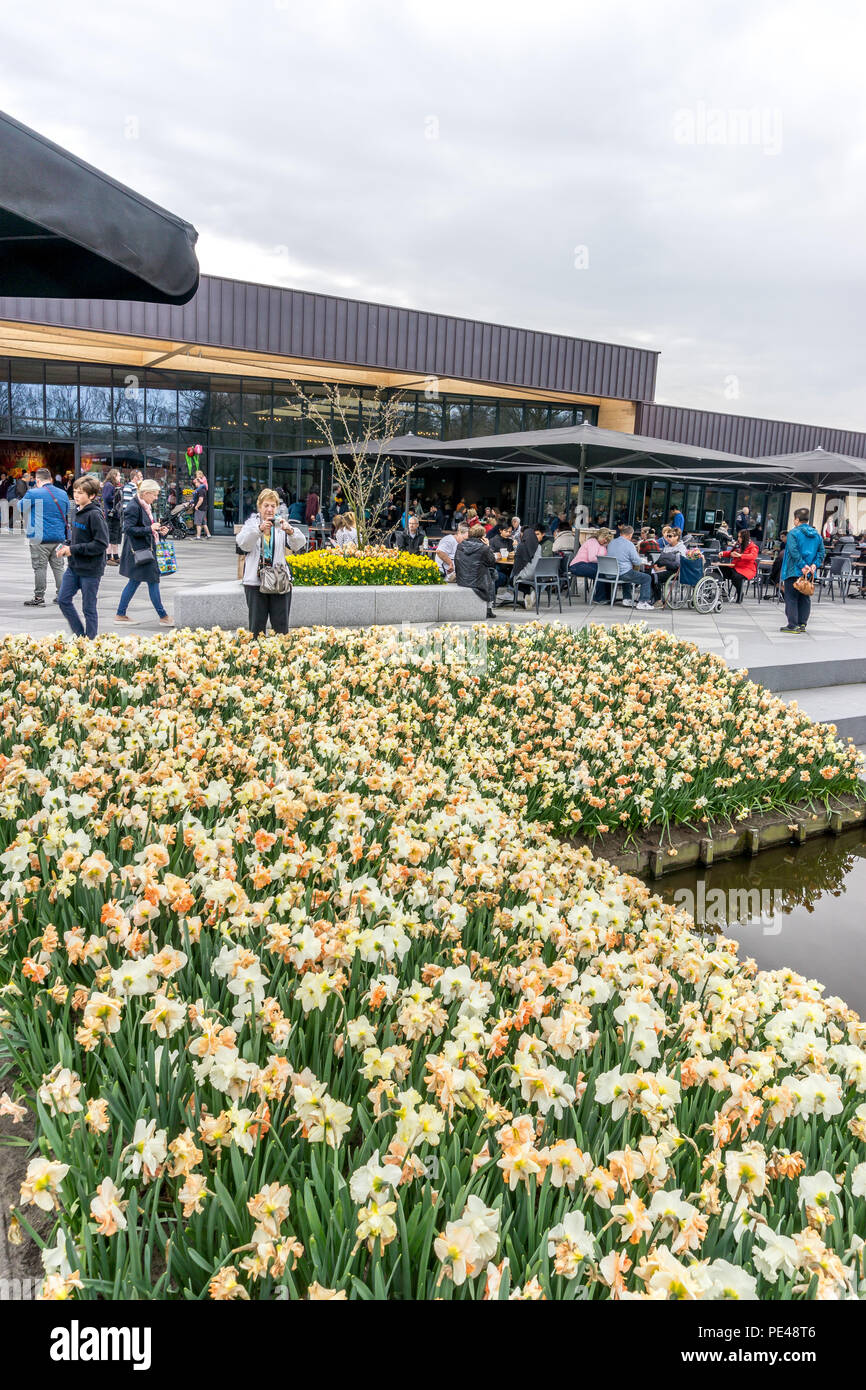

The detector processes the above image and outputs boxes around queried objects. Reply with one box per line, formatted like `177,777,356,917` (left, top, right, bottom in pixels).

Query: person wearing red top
718,529,759,603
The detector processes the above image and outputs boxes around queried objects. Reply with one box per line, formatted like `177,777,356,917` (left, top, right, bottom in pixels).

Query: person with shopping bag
779,508,825,633
236,487,307,634
115,479,174,626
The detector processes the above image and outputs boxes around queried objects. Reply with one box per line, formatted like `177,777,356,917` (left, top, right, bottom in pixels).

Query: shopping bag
156,538,177,576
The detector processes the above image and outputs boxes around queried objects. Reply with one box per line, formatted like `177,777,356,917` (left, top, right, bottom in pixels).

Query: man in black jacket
396,515,427,554
55,475,109,638
454,523,497,617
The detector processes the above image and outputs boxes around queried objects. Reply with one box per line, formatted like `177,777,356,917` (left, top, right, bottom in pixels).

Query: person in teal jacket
780,509,825,632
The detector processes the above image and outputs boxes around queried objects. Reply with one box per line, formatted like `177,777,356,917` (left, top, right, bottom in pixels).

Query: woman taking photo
192,470,211,540
237,487,307,635
101,468,123,565
116,479,173,626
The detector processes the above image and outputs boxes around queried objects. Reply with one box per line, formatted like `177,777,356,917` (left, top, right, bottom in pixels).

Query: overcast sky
3,0,866,430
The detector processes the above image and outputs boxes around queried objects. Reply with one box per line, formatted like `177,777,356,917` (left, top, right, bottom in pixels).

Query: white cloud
3,0,866,431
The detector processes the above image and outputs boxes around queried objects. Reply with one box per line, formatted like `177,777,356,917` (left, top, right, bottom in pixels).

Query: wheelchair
662,554,725,613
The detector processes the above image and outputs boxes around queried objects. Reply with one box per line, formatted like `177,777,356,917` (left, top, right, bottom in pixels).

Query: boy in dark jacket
55,475,109,638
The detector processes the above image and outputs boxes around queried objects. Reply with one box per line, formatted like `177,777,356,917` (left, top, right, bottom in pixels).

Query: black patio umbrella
754,447,866,524
350,421,778,514
273,434,576,521
0,109,199,303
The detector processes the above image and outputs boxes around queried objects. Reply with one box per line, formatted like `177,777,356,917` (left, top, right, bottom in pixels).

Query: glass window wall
79,365,112,422
444,398,472,439
146,372,179,431
471,402,497,435
45,364,78,438
11,361,44,432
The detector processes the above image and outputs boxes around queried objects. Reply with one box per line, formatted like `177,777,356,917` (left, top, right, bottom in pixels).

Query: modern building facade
0,275,657,532
1,273,864,536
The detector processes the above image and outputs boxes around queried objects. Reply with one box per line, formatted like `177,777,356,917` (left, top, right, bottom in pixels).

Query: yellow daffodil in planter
291,547,442,586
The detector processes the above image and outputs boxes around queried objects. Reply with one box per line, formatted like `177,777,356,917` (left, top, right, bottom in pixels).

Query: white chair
589,556,639,606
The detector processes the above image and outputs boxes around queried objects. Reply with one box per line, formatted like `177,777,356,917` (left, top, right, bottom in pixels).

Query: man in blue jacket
22,467,70,607
780,508,825,632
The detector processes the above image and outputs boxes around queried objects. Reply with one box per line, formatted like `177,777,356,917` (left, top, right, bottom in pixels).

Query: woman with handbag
237,487,307,635
116,480,174,626
780,508,825,633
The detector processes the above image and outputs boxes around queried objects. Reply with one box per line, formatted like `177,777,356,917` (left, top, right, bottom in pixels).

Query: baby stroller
663,553,724,613
165,500,193,539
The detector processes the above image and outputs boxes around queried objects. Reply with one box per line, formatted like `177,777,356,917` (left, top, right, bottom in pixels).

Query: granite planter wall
173,581,487,630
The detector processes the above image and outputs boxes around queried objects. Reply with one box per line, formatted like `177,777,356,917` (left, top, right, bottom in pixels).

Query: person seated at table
717,528,759,603
396,514,427,554
570,527,613,593
510,515,522,543
505,520,547,609
489,522,517,597
606,525,654,608
454,523,496,618
650,526,688,602
487,518,515,554
766,529,788,593
435,526,463,582
715,520,735,549
638,527,661,557
552,520,576,555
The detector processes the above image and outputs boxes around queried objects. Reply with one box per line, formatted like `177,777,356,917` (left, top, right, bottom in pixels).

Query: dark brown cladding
0,274,659,404
637,402,866,461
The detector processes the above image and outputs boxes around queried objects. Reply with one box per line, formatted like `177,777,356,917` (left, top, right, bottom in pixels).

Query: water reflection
648,829,866,1016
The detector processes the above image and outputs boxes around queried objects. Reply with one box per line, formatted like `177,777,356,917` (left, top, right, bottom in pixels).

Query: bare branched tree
291,383,425,545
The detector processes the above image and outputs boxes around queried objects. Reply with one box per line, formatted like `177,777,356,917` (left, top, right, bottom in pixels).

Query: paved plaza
3,526,866,658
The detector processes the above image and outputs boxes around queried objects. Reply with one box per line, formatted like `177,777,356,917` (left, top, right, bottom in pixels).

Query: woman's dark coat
120,496,160,583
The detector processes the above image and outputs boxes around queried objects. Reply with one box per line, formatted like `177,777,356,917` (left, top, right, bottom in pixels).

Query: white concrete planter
173,581,487,630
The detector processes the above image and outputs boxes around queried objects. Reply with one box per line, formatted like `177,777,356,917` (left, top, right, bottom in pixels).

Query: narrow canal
646,828,866,1017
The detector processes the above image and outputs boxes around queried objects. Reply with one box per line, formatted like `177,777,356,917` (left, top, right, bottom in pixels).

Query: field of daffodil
1,623,865,1301
290,547,442,586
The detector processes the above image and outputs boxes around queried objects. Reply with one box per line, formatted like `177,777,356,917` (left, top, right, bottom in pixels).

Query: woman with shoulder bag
237,487,307,635
780,508,825,633
116,479,174,626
